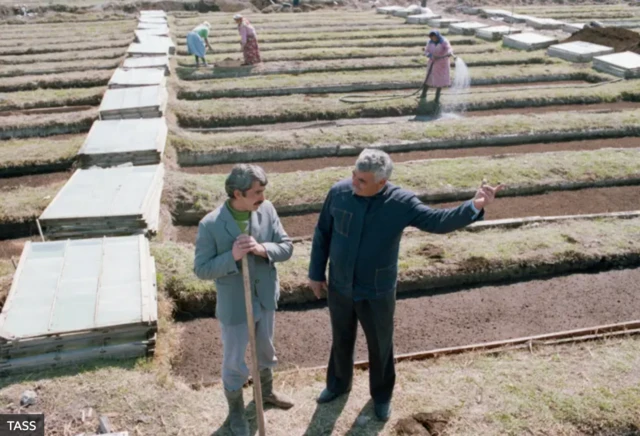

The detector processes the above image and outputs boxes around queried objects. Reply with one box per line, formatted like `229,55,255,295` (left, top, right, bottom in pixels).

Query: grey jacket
194,200,293,326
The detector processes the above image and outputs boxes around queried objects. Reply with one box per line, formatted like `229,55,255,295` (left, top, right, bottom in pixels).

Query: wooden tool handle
242,255,266,436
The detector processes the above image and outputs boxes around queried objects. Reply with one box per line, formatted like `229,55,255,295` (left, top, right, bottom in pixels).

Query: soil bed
0,108,97,140
173,267,640,383
175,184,640,242
0,171,68,189
173,80,639,129
168,148,640,223
176,51,555,81
178,102,639,137
182,137,640,174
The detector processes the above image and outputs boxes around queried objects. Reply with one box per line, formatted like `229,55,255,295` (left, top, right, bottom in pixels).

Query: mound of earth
396,411,453,436
564,27,640,54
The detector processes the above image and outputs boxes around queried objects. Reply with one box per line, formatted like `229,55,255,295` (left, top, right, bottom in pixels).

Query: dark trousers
326,289,396,404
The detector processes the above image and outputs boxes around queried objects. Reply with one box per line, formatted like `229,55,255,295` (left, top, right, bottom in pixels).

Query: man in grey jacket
308,149,503,422
194,164,294,436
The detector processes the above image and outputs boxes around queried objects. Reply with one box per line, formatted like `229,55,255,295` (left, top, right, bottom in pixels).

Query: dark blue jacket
308,179,484,300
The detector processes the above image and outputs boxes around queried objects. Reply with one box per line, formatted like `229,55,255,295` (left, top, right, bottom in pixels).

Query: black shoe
316,388,348,404
374,402,391,422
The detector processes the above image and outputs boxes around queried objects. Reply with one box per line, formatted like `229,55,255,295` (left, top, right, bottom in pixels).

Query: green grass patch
0,13,134,25
0,48,126,65
0,182,64,226
174,13,394,28
174,78,639,128
0,32,138,48
175,50,556,81
0,135,83,174
167,148,640,218
155,217,640,307
0,108,98,140
170,109,640,155
0,87,105,112
0,21,135,39
177,35,478,56
177,42,498,65
176,63,603,99
177,26,442,44
0,38,132,56
0,70,112,92
0,58,122,78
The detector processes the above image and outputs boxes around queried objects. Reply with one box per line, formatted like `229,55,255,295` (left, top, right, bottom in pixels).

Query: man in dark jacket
308,149,503,421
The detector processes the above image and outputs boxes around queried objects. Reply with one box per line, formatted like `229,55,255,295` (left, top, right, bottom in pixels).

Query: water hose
338,69,624,104
339,56,441,104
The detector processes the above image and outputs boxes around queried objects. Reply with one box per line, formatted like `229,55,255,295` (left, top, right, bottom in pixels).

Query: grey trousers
219,305,277,391
326,289,396,404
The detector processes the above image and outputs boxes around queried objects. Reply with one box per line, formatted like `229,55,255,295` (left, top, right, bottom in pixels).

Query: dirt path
174,184,640,242
173,267,640,384
182,137,640,175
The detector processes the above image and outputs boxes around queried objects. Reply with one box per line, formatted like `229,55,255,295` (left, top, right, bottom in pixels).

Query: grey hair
355,149,393,182
225,164,268,198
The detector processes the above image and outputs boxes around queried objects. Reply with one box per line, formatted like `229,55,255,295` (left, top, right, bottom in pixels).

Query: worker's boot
434,88,442,106
261,368,294,409
419,84,428,100
224,388,249,436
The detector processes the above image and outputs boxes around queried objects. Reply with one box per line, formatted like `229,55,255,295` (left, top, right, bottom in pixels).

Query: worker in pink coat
419,30,453,105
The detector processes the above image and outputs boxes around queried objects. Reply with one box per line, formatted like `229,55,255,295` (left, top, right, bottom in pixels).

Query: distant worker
194,165,294,436
234,14,262,65
419,30,453,106
187,21,213,67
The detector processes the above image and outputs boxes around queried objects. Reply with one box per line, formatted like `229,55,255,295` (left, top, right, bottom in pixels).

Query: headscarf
428,30,446,45
203,21,211,29
233,13,252,27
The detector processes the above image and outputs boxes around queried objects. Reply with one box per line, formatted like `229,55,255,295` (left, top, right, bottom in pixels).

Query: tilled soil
183,137,640,175
174,181,640,243
0,171,69,189
173,267,640,384
0,237,33,259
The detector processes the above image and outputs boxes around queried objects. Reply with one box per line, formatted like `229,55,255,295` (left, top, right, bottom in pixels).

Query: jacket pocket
374,263,398,294
330,207,353,237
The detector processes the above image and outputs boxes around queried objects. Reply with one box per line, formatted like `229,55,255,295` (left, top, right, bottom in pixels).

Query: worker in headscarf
233,14,261,65
419,30,453,106
187,21,213,67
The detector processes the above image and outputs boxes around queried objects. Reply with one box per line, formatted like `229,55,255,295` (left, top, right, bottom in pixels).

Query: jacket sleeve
240,25,247,45
406,196,484,234
308,188,333,282
262,204,294,265
193,219,239,280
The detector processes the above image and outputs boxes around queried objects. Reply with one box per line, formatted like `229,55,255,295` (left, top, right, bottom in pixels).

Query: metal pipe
287,320,640,374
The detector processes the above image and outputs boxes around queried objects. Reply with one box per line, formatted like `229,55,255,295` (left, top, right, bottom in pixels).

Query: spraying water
449,56,471,113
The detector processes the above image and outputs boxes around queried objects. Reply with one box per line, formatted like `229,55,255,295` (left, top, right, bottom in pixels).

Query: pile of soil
396,411,453,436
564,27,640,54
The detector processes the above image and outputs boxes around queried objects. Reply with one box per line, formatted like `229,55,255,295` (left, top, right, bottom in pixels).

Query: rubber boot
224,388,249,436
261,368,294,409
433,88,442,115
419,84,428,100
